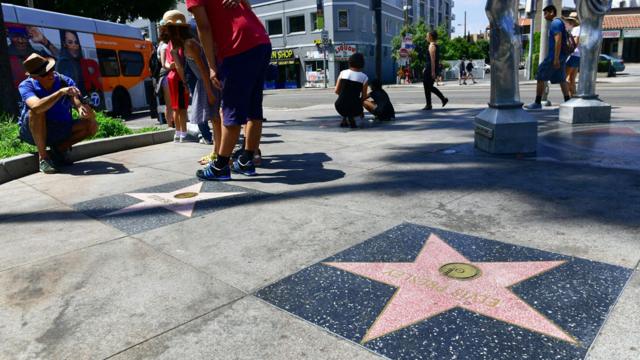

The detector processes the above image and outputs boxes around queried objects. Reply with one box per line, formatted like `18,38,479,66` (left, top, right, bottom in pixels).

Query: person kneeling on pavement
363,79,395,121
18,53,98,174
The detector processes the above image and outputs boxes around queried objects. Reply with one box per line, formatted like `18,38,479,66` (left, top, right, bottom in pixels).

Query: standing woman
158,26,174,128
564,13,581,98
423,31,448,110
162,10,191,142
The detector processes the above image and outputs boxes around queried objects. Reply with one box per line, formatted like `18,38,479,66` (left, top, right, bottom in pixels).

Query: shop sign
603,30,621,39
271,49,296,64
623,29,640,38
334,44,357,60
305,50,324,60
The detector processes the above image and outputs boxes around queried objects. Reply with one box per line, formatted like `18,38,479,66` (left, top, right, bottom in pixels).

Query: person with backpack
458,59,466,85
564,12,580,97
465,60,477,84
156,26,175,128
524,5,571,110
17,53,98,173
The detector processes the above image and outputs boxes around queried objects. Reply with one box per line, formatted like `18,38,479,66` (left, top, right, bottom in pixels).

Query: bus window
118,51,144,77
97,49,120,77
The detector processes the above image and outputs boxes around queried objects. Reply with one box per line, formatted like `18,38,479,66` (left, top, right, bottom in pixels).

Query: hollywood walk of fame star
105,182,244,218
323,234,577,344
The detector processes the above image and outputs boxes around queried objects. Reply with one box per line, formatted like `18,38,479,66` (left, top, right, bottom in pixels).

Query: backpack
560,21,576,56
149,47,162,79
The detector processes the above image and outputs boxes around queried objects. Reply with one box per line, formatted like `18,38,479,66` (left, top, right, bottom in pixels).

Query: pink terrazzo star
323,234,577,344
106,182,244,218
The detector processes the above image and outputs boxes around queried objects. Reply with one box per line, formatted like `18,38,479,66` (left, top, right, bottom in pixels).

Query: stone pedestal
559,97,611,124
475,106,537,154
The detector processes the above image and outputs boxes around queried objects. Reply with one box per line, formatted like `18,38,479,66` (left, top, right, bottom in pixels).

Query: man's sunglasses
35,68,54,77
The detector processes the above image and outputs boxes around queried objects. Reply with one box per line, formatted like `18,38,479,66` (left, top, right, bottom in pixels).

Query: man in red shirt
188,0,271,180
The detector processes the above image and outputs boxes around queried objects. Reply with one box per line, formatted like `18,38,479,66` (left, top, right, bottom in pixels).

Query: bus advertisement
2,3,153,117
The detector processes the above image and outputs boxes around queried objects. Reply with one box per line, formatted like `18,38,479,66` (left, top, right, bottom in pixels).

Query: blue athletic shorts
536,57,567,84
218,43,271,126
19,112,73,147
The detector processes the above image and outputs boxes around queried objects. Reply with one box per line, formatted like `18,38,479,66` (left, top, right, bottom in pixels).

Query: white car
484,64,491,74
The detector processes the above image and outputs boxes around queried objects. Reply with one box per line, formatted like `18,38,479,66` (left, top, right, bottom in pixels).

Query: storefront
601,11,640,63
303,49,328,88
266,48,301,89
622,29,640,63
602,30,622,56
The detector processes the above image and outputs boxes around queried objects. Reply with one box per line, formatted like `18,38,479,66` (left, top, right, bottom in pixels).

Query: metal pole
539,0,553,105
323,46,328,88
526,1,537,79
464,11,467,40
375,0,382,81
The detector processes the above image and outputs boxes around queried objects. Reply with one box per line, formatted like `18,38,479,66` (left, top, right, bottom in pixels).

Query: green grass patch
1,111,162,159
0,114,37,159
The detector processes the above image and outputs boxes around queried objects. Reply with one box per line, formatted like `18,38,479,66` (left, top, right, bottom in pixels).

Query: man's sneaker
39,159,58,174
232,159,257,176
523,102,543,110
196,163,231,181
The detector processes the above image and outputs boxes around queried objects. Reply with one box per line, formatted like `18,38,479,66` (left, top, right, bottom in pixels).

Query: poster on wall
5,23,103,108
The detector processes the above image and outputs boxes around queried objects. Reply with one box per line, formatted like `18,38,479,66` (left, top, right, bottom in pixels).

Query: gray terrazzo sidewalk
1,104,638,360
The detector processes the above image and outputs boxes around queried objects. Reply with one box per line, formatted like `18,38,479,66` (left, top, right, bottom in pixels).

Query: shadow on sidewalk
61,161,130,176
234,152,346,186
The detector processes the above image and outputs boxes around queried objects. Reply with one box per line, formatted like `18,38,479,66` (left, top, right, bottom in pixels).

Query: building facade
252,0,454,88
601,6,640,62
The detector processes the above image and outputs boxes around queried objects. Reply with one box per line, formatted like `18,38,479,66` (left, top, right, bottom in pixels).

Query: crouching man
18,53,97,173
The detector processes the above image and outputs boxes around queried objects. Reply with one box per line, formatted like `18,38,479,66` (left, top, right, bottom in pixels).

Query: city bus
2,3,154,117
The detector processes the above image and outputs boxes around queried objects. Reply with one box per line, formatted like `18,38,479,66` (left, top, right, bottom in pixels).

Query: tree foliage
392,22,491,75
3,0,178,22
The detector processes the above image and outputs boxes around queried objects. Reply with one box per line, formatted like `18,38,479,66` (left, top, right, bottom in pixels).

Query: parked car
599,54,625,73
484,64,491,74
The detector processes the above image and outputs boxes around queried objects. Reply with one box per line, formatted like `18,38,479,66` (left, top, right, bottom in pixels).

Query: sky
451,0,575,37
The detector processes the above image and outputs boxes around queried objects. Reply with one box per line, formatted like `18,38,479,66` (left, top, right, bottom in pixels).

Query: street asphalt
1,77,639,359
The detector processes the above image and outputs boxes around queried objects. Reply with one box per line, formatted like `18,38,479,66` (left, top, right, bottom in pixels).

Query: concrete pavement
1,102,639,359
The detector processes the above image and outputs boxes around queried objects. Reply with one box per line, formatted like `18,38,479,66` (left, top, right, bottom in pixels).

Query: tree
3,0,178,22
0,5,19,116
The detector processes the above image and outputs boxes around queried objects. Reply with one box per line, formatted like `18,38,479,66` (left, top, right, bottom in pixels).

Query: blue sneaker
523,102,542,110
232,159,257,176
196,163,231,181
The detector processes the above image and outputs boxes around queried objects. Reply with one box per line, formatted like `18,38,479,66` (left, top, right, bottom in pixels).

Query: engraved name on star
323,234,577,344
106,182,244,218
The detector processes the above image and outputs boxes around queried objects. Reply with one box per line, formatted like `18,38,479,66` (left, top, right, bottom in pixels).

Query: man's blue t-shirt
18,73,76,126
547,18,567,60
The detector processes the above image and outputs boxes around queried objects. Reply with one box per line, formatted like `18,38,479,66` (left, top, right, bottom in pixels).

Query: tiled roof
603,14,640,30
517,14,640,30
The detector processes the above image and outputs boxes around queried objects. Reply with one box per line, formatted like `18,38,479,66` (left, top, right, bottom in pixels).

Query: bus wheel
113,88,132,119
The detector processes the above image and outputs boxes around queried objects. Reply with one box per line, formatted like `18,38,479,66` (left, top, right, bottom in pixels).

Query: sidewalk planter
0,129,175,184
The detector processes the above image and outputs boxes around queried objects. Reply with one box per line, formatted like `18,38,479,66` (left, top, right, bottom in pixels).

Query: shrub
1,111,159,159
0,114,37,158
531,54,540,80
88,111,133,139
